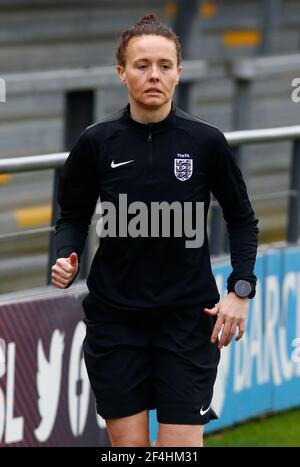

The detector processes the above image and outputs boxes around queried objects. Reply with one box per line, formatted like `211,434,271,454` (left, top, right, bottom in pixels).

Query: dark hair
115,13,182,67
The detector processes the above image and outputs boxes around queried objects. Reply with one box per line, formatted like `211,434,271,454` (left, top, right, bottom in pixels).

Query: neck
128,99,172,124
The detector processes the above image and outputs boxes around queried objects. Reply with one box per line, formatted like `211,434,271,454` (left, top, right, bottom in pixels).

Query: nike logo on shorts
200,405,211,416
111,160,134,168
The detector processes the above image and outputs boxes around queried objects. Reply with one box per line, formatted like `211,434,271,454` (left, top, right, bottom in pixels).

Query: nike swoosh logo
111,160,134,168
200,405,211,416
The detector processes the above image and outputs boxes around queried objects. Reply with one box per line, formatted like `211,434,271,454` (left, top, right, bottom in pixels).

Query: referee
51,13,259,447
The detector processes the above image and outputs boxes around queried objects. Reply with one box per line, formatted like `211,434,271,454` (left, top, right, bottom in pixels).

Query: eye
161,64,171,70
137,64,147,70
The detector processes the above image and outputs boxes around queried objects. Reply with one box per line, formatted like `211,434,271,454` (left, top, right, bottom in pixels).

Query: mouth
145,89,162,94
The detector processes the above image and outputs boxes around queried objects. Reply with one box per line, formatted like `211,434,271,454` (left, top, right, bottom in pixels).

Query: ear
117,65,126,83
176,65,182,85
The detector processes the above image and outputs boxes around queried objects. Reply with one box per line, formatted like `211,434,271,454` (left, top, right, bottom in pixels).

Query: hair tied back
135,13,160,26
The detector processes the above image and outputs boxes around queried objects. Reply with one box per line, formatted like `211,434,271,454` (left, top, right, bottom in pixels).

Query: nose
149,65,160,80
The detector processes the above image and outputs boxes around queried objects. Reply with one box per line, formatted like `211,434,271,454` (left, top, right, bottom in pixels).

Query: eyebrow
133,58,174,64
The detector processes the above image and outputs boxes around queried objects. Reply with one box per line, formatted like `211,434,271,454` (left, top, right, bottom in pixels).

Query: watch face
234,280,252,298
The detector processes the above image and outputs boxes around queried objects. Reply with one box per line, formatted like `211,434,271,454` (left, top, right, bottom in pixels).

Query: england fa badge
174,157,193,181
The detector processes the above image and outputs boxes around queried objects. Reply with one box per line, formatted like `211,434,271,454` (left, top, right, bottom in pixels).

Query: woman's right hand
51,252,79,288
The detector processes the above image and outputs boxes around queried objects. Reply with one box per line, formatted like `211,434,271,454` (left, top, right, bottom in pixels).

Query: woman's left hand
203,292,249,349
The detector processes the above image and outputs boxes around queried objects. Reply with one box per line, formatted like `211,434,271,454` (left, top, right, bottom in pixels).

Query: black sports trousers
82,292,220,425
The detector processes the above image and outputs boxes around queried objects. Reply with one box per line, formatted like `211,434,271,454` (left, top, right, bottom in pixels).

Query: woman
52,13,258,447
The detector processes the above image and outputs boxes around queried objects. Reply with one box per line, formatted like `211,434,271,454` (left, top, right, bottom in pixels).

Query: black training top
54,101,259,311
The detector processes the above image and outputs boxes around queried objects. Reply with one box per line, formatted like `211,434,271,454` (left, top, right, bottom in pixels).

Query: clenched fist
51,252,79,288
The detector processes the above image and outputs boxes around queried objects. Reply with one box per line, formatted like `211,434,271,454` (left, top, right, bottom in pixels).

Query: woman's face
117,34,182,109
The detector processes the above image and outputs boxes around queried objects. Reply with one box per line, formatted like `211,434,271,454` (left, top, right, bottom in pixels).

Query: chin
141,96,167,107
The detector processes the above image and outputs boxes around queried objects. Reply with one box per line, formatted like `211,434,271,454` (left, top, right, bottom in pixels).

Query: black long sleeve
208,130,259,297
51,102,258,309
54,130,99,285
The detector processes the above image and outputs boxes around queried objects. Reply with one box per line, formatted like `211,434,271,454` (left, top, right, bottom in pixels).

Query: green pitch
204,408,300,447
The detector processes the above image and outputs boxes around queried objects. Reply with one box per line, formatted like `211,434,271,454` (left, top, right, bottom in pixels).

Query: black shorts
82,293,220,425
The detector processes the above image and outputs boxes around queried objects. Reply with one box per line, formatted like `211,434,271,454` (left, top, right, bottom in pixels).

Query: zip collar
123,101,176,131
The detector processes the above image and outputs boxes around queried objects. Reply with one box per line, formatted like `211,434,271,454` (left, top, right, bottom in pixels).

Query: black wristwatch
233,280,253,298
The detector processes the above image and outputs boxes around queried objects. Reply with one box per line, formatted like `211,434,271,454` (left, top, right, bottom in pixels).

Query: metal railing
229,53,300,136
1,124,300,278
4,52,300,136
